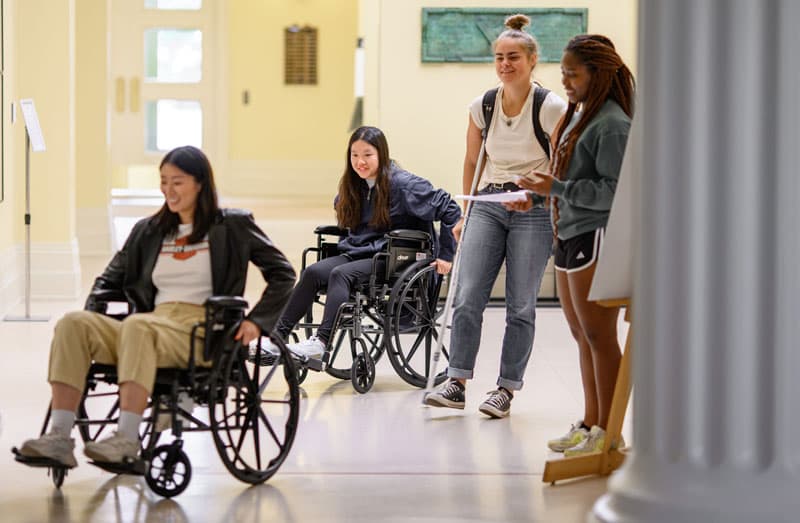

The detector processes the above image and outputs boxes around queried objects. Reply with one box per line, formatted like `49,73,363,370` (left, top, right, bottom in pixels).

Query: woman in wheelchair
16,145,296,469
253,126,461,361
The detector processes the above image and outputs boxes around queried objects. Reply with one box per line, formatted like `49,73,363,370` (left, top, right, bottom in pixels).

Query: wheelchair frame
13,292,301,498
285,225,451,393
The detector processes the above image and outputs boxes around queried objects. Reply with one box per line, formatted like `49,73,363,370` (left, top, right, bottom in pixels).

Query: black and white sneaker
478,388,512,418
424,379,466,410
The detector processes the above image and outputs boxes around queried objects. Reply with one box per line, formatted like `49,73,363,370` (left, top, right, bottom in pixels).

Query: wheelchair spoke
258,408,284,449
209,335,300,485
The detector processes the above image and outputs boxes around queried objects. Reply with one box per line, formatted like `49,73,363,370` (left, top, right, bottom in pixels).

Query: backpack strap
481,88,499,140
532,86,551,160
481,85,552,159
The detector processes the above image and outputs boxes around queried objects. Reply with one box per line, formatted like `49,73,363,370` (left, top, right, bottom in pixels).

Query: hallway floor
0,210,631,522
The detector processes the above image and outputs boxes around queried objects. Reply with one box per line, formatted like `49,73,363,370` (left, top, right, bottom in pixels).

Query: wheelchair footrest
12,447,75,469
89,457,146,476
305,357,324,372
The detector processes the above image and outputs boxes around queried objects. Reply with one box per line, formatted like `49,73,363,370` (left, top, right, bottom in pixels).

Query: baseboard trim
0,240,82,314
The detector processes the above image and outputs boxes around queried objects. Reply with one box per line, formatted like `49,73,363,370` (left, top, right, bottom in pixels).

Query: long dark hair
551,35,635,181
336,126,391,230
153,145,219,243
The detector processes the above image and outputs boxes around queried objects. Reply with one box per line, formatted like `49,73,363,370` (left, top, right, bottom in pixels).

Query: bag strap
481,85,551,159
532,86,551,160
480,88,499,140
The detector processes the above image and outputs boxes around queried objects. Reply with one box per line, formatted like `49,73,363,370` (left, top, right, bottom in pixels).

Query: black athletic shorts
554,227,604,273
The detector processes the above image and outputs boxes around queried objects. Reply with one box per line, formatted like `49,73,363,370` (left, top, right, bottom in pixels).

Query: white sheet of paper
455,190,530,203
19,99,46,152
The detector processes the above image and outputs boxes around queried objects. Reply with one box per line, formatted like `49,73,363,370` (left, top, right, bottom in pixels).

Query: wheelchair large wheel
209,336,300,485
325,321,384,381
384,260,449,388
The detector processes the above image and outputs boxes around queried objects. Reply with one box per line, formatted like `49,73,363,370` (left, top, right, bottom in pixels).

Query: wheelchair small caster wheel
296,363,309,384
351,352,375,394
146,443,192,498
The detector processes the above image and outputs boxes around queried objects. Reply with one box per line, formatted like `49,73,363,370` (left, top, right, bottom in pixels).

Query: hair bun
504,14,530,31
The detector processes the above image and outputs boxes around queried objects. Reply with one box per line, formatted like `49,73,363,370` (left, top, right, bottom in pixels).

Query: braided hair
551,35,635,181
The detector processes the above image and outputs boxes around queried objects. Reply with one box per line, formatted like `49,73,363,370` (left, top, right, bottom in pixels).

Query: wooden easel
542,298,632,484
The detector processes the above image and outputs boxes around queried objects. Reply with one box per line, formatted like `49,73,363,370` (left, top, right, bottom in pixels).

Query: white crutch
422,136,488,399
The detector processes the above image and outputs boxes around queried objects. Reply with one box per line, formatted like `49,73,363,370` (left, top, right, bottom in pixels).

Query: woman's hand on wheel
430,259,453,275
234,319,261,346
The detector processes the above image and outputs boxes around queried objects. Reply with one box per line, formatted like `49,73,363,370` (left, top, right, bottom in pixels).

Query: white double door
109,0,217,187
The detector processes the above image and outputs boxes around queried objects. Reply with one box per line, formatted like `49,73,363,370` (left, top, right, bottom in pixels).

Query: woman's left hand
234,319,261,346
430,259,453,275
517,171,555,196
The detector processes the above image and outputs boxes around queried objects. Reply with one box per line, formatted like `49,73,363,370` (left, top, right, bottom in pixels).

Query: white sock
50,409,76,437
118,411,142,442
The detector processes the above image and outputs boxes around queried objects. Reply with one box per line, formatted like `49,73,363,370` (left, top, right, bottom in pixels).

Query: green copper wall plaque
421,8,588,63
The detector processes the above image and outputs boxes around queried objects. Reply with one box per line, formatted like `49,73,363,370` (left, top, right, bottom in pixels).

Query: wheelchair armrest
204,296,249,312
314,225,348,236
386,229,431,242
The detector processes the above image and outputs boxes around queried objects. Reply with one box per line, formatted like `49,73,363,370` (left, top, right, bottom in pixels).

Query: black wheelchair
13,292,301,498
278,225,452,393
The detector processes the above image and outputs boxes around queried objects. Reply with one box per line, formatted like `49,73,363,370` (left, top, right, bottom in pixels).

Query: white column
593,0,800,521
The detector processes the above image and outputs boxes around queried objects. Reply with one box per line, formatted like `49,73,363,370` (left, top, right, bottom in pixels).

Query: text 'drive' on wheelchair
13,291,301,498
282,225,451,393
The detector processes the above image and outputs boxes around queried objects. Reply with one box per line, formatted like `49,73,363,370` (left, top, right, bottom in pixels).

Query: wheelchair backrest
203,297,248,361
384,229,433,280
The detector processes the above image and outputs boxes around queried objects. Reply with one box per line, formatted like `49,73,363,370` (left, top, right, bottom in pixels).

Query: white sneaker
248,337,281,365
286,336,326,359
563,425,626,457
547,420,589,452
83,431,140,463
18,432,78,468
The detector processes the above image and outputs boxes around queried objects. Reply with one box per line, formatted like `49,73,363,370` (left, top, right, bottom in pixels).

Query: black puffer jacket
86,209,296,332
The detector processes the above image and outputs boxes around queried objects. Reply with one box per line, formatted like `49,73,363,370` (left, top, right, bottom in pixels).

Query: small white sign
19,99,46,152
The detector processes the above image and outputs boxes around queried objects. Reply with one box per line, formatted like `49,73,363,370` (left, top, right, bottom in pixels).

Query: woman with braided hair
511,34,635,455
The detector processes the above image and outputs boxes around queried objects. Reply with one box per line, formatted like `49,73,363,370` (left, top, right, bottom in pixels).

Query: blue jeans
447,199,553,390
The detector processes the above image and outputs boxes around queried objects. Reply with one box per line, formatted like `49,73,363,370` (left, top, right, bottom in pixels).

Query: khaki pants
48,302,207,395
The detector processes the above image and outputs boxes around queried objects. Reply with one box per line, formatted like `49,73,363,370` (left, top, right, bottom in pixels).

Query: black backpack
481,85,551,159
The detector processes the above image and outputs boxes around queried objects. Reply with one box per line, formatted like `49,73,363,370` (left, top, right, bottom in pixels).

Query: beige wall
14,0,77,243
223,0,359,201
0,0,17,253
361,0,637,196
75,0,109,210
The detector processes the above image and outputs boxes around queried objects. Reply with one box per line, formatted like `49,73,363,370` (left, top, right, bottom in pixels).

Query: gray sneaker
83,432,140,463
18,432,78,468
478,388,513,419
248,337,281,366
424,378,466,409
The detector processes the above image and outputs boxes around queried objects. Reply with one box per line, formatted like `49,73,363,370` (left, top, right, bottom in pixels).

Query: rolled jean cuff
497,377,523,391
447,367,474,380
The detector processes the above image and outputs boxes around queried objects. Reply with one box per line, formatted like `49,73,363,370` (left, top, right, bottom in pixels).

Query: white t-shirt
469,84,567,190
152,223,213,306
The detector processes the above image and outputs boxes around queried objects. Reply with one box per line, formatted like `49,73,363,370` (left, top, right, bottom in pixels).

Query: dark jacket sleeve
83,219,143,310
401,175,462,261
237,213,297,332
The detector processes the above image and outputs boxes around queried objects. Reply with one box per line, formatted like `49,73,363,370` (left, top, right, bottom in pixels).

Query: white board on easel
19,99,46,151
588,115,641,303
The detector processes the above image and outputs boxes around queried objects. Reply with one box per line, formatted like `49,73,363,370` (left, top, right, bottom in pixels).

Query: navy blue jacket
336,164,462,261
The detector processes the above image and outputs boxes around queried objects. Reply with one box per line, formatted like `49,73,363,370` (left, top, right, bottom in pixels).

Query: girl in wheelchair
16,145,296,469
253,126,461,360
